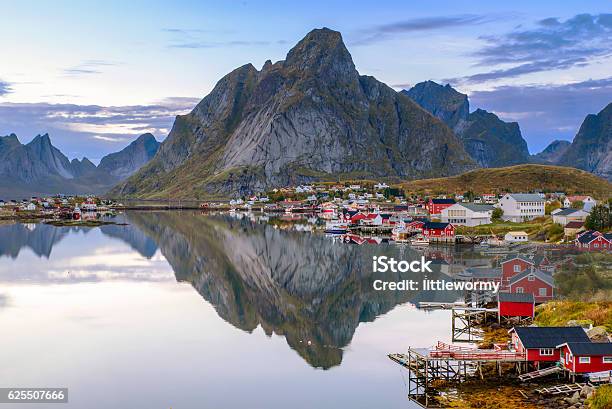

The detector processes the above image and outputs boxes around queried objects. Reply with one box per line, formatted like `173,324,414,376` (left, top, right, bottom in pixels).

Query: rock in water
110,28,476,198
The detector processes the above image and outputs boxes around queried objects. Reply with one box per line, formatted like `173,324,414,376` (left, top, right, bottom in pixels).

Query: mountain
401,164,612,199
403,81,531,168
110,28,475,199
532,140,571,164
558,103,612,181
0,133,159,198
403,80,469,132
98,133,160,179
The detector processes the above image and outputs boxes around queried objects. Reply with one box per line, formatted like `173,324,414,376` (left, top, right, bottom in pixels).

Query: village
0,182,610,408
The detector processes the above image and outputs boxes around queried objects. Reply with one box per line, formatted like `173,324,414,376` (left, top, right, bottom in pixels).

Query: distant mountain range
0,133,159,198
109,28,476,199
404,81,611,181
2,28,610,199
404,81,530,168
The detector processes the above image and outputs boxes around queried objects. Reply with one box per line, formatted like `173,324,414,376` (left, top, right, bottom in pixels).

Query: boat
324,220,349,234
410,236,429,246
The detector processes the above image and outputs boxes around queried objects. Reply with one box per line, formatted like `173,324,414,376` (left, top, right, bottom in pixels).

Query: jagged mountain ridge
98,133,160,179
110,28,476,199
403,81,531,167
0,132,160,198
533,140,571,164
558,103,612,181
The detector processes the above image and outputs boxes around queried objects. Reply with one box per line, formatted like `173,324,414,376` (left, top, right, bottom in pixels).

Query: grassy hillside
400,164,612,199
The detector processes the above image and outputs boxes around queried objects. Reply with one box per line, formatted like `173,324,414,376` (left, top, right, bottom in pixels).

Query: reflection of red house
426,198,455,216
422,222,455,238
501,256,534,288
350,213,367,224
498,292,534,319
510,326,590,366
509,269,554,303
557,342,612,374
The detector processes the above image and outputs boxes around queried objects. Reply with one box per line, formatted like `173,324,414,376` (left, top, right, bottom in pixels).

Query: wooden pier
389,343,527,407
451,306,498,343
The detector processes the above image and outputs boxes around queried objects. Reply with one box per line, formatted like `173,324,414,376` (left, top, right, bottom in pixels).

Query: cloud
0,79,12,96
162,27,281,49
468,77,612,152
62,60,121,76
352,14,504,46
453,13,612,84
0,97,199,162
92,135,129,142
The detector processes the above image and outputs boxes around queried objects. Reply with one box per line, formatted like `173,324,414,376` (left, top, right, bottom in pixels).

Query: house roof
576,230,612,244
564,221,585,229
463,267,502,279
459,203,495,212
509,268,555,287
512,326,590,349
555,208,580,216
423,222,451,230
507,193,544,202
501,253,535,265
558,342,612,356
506,231,528,236
431,198,455,204
498,292,534,303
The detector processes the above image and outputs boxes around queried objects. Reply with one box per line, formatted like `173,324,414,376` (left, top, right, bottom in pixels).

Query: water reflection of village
0,210,580,370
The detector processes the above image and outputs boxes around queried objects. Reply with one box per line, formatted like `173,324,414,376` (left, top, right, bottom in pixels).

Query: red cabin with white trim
557,342,612,374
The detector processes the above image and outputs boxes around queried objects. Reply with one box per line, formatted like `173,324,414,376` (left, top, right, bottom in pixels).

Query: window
603,357,612,363
514,265,521,272
540,348,554,356
579,357,590,364
528,275,535,281
516,287,524,293
539,288,547,296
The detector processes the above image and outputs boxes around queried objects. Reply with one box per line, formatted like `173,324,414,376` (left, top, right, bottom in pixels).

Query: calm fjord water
0,211,473,409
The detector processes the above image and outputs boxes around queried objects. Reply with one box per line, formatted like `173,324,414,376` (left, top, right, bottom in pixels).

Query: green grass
456,216,564,242
535,301,612,332
401,164,612,199
586,384,612,409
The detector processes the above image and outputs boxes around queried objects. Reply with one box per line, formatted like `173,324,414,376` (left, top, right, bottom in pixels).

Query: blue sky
0,0,610,161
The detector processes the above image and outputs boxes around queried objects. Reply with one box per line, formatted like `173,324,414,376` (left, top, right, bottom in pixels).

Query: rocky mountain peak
284,28,356,82
403,81,469,131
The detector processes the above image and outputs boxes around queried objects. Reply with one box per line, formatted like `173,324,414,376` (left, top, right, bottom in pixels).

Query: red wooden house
575,230,612,251
501,255,535,288
557,342,612,374
406,220,425,232
508,269,554,303
426,198,455,216
498,292,534,319
510,326,590,366
422,222,455,238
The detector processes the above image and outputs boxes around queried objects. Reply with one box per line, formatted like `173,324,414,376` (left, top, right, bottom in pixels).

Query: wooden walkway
536,383,586,395
518,366,563,381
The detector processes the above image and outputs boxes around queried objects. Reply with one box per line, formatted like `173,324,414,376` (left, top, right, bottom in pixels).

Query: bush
587,384,612,409
491,207,503,221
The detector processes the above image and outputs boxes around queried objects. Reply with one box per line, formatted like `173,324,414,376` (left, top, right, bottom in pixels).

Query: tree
545,200,561,215
571,200,584,209
491,207,503,221
585,203,611,231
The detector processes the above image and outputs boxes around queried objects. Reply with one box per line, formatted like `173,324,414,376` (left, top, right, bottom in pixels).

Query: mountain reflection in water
0,211,465,369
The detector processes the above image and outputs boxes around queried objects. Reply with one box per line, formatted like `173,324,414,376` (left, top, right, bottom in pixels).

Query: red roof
564,221,584,229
